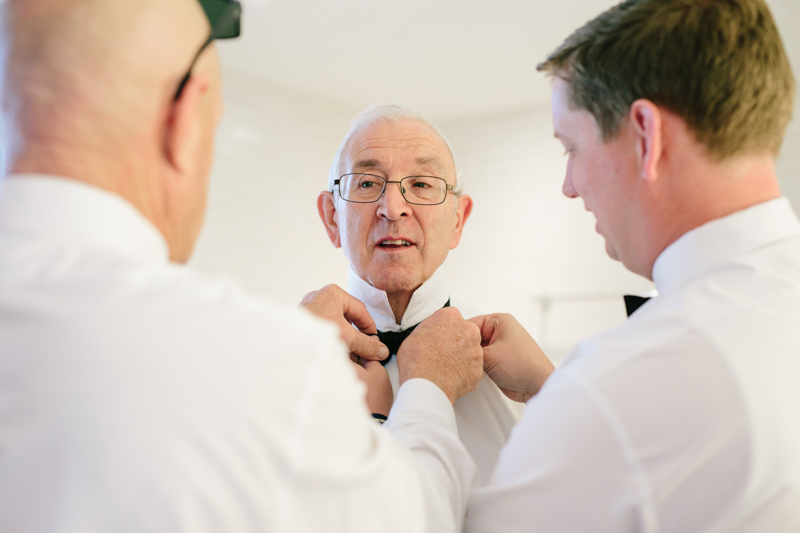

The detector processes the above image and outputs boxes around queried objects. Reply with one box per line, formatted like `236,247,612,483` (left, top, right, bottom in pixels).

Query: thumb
469,314,498,346
345,330,390,361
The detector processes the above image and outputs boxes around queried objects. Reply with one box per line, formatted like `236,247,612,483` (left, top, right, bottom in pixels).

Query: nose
376,181,410,219
562,172,578,199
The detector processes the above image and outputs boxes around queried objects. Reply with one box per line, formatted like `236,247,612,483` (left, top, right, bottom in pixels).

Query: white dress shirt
0,175,477,533
348,268,524,487
466,197,800,532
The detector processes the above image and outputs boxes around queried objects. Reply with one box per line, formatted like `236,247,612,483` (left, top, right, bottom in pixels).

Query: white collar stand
652,197,800,294
0,174,170,263
347,266,450,332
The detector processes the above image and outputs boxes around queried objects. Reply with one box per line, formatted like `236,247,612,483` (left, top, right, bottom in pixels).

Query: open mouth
377,238,414,249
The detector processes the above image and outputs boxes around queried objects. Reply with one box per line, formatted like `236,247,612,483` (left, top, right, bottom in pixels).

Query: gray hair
327,104,463,197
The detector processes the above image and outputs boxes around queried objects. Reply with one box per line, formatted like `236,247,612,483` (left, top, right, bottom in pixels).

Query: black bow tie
624,295,651,317
376,327,418,362
375,299,450,366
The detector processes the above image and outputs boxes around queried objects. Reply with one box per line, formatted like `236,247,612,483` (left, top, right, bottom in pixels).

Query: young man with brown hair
465,0,799,530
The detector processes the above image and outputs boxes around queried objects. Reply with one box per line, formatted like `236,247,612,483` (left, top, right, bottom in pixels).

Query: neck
386,291,414,324
638,151,781,279
11,140,121,186
10,135,171,241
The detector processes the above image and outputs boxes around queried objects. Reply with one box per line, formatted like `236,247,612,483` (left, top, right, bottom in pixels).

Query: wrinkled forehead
342,119,456,180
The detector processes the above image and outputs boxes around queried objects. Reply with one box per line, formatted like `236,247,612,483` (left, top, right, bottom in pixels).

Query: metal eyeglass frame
334,173,455,206
173,0,242,101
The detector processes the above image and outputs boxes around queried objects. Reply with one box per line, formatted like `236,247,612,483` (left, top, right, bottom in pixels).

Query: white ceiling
219,0,800,123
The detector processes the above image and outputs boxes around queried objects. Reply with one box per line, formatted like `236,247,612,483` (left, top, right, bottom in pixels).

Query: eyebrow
415,157,442,169
352,159,381,171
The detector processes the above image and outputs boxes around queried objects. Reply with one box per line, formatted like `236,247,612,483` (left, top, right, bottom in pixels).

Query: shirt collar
347,266,450,332
0,174,170,263
652,197,800,294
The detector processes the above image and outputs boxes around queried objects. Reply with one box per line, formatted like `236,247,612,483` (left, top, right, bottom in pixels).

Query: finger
298,290,318,307
433,306,463,321
343,329,390,361
482,344,502,371
468,314,497,345
361,358,384,372
341,293,379,335
465,319,482,344
500,387,528,403
350,360,368,383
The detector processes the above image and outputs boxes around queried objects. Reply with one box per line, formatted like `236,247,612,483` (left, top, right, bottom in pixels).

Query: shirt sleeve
464,370,646,533
386,378,478,532
282,332,476,533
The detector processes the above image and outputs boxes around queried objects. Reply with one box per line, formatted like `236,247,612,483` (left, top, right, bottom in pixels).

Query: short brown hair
538,0,796,160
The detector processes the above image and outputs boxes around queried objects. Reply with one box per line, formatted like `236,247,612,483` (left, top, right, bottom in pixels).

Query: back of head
538,0,795,161
0,0,209,173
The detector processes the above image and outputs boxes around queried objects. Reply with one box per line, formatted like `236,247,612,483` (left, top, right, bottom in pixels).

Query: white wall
190,68,356,303
192,66,800,365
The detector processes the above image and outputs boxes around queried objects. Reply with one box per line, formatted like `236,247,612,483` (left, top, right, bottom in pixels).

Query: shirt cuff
388,378,457,432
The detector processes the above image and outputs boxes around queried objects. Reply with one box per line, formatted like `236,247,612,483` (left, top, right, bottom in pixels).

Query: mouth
376,237,415,250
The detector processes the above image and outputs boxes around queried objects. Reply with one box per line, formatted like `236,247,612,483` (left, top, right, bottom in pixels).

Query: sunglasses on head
174,0,242,100
200,0,242,40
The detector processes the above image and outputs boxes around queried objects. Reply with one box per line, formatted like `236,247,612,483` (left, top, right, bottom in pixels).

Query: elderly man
315,105,530,485
464,0,800,531
0,1,485,531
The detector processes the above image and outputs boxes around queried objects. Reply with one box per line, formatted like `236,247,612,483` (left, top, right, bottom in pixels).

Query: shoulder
39,257,346,397
559,302,743,427
104,259,337,345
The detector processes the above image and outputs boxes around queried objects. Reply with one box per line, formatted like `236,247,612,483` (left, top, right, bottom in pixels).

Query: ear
629,99,662,182
317,190,342,248
163,71,211,175
449,194,474,249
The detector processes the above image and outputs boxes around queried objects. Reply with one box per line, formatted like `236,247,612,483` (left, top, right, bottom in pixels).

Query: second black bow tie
624,294,651,317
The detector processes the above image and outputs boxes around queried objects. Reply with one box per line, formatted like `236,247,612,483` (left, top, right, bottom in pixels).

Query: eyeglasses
334,173,454,205
173,0,242,100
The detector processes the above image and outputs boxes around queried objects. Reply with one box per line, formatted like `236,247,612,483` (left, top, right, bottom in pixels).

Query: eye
353,174,383,189
407,177,436,189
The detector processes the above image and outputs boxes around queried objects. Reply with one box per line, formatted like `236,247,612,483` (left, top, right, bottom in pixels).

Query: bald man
0,1,484,531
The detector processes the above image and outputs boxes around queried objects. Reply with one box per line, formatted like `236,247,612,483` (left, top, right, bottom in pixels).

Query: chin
604,240,620,262
366,268,422,294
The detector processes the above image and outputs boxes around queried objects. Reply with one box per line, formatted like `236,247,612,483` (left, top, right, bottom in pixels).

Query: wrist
400,374,456,406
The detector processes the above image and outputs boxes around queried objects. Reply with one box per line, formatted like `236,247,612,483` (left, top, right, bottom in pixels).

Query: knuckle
300,290,317,302
321,284,341,298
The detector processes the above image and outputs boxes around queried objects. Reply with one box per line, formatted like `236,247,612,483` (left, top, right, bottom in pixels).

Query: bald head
2,0,209,161
1,0,227,263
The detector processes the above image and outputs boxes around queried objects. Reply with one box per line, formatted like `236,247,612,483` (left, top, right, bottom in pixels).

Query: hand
351,356,393,417
469,313,555,403
396,307,483,405
300,284,389,362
